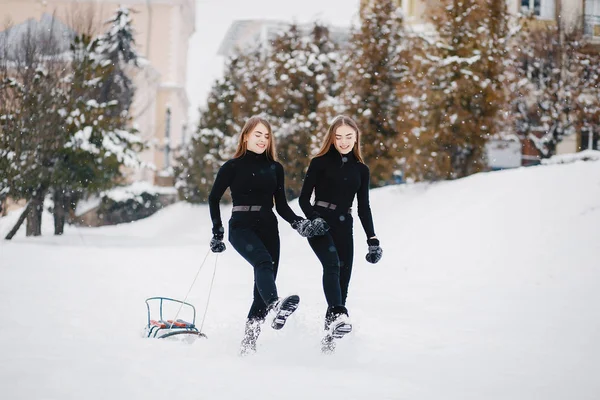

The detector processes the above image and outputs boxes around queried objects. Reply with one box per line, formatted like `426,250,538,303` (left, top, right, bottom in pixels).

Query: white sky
185,0,362,124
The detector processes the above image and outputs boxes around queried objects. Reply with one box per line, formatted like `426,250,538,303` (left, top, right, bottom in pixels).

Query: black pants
228,211,280,321
308,209,354,308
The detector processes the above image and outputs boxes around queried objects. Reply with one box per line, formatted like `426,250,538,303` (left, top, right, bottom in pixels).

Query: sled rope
169,248,211,329
199,254,219,334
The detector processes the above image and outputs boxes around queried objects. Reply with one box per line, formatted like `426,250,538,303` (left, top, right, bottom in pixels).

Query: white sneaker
327,313,352,339
269,295,300,330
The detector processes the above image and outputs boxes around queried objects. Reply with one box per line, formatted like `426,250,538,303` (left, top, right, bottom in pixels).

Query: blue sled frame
145,297,208,339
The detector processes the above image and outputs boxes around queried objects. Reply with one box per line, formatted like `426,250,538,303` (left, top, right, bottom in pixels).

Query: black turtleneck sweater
299,145,376,239
208,150,302,232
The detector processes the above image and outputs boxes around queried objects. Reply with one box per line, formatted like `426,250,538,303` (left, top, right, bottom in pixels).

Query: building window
521,0,555,20
521,0,541,15
581,130,599,151
587,0,600,15
585,0,600,37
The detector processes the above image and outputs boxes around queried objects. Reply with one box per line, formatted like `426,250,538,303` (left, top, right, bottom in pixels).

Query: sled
144,297,207,342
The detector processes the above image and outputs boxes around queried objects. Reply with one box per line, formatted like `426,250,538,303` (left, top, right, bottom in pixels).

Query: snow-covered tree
178,22,341,202
94,6,139,119
265,23,341,197
1,7,145,239
340,0,408,186
510,17,599,160
414,0,510,180
0,24,70,237
572,44,600,151
51,32,145,234
231,47,269,120
175,58,241,203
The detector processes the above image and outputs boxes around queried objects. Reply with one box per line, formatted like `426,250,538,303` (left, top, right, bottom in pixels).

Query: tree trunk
0,197,6,217
53,188,70,235
66,191,80,225
5,202,31,240
26,188,46,237
52,189,73,235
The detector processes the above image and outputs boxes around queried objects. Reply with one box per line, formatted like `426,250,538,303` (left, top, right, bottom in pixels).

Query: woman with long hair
299,115,383,351
208,116,322,355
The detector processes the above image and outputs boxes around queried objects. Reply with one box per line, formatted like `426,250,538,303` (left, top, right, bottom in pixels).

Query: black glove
291,219,312,237
210,229,226,253
309,217,330,236
365,238,382,264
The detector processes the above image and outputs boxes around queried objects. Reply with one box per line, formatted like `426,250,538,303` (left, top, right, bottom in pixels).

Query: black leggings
307,211,354,308
228,211,280,321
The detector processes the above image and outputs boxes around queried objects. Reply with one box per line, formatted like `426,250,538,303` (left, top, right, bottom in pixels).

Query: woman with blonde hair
299,115,383,352
208,115,323,355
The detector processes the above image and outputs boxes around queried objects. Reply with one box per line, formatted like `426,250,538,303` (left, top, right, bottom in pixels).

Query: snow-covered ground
1,158,599,400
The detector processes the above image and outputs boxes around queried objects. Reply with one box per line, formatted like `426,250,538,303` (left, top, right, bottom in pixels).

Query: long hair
314,115,364,163
232,116,277,160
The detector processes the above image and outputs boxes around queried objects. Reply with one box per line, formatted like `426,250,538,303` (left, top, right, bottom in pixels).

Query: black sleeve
299,158,320,220
274,162,302,225
357,164,376,239
208,160,234,234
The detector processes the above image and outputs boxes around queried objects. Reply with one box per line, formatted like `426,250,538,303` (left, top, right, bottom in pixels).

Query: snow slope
1,159,599,400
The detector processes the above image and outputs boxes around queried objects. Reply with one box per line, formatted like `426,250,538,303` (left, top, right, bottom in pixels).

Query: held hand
291,219,312,238
309,217,329,237
210,232,226,253
292,218,329,238
365,238,382,264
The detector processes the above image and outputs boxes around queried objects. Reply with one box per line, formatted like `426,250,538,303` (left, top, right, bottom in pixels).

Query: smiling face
334,124,357,155
245,122,270,154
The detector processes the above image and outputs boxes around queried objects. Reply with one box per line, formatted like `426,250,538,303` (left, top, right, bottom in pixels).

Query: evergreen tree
178,23,341,202
0,26,70,237
1,7,145,238
94,6,139,119
510,18,597,160
231,47,269,121
265,23,341,197
175,60,240,203
417,0,509,179
391,32,430,183
51,32,145,234
572,43,600,151
340,0,407,186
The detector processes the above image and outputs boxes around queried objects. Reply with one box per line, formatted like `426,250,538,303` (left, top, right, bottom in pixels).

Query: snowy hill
1,158,599,400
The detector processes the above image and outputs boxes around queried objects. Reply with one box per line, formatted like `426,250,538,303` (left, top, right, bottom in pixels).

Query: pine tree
177,23,341,202
572,43,600,151
0,21,71,238
340,0,407,187
416,0,509,179
175,60,240,203
1,8,145,238
231,47,269,121
51,32,145,234
265,23,341,197
94,6,139,119
390,32,430,183
510,18,598,160
482,0,512,136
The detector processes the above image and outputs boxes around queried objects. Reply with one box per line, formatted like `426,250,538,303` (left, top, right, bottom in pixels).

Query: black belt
232,205,262,212
315,201,351,214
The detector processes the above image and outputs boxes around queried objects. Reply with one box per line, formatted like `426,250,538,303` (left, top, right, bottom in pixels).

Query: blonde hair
233,116,277,160
314,115,364,163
